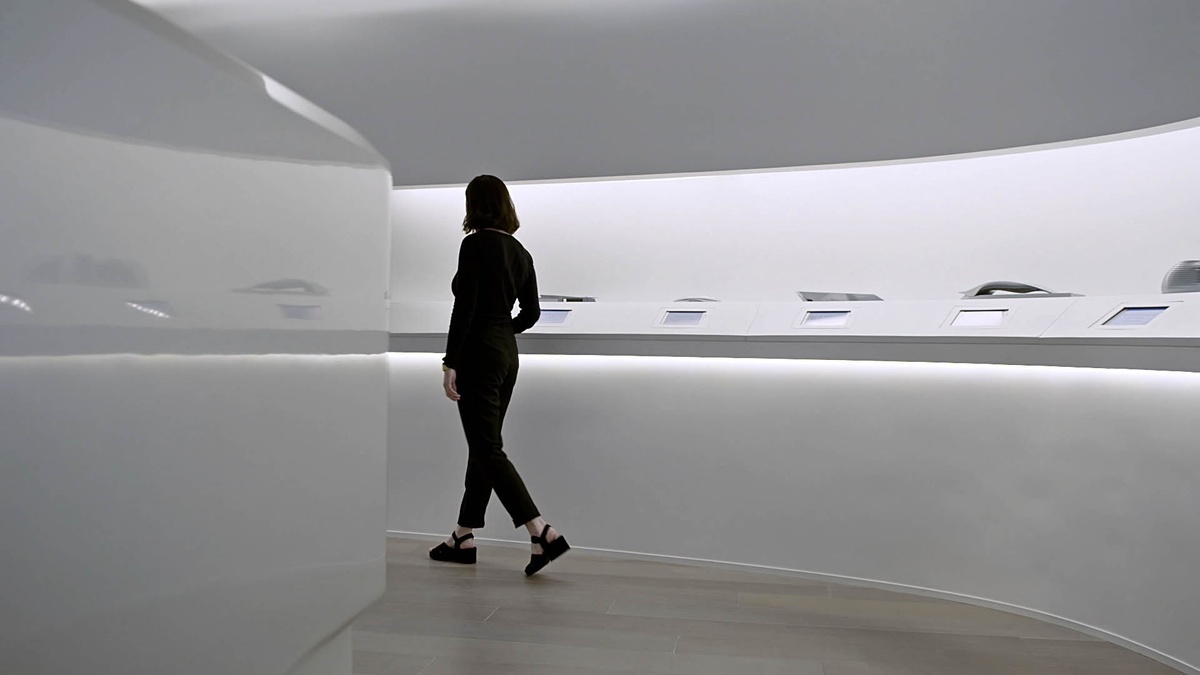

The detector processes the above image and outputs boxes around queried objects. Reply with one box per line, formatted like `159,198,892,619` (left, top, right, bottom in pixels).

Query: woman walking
429,175,570,576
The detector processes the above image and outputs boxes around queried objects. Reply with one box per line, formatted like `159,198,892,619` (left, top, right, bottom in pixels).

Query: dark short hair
463,174,520,234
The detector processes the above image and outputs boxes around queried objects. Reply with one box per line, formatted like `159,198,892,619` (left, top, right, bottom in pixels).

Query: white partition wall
387,121,1200,673
0,1,391,673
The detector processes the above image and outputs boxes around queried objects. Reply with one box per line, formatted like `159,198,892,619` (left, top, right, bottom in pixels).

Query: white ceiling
135,0,1200,186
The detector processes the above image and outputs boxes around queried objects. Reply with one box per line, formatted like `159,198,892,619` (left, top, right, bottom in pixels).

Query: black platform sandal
525,524,570,576
429,531,477,565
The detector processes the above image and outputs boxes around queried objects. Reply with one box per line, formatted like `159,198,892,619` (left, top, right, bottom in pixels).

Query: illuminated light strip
126,302,171,319
0,293,33,312
387,351,1200,382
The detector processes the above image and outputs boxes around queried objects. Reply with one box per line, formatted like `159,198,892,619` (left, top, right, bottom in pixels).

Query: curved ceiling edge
122,0,1200,186
0,0,386,169
96,0,389,166
394,115,1200,190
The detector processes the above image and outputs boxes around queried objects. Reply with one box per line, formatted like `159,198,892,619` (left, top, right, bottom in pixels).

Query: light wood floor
353,536,1179,675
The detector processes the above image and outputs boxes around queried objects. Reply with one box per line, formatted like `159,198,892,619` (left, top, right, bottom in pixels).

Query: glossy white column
0,1,391,673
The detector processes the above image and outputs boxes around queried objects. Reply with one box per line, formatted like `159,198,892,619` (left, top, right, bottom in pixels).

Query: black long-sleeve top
443,230,540,369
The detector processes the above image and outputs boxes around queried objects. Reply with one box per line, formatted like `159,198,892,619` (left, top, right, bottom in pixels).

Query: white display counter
390,294,1200,372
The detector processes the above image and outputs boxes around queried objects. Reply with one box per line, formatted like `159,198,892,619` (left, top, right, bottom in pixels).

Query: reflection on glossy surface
126,300,174,318
0,294,33,313
237,278,330,296
25,254,151,288
279,303,322,320
0,1,391,673
0,109,389,344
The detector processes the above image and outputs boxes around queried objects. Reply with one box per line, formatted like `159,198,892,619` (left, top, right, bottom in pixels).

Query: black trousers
455,342,540,529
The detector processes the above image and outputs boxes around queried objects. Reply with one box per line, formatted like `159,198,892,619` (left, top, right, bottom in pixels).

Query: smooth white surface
0,1,391,673
1,355,387,673
388,353,1200,674
135,0,1200,184
391,121,1200,303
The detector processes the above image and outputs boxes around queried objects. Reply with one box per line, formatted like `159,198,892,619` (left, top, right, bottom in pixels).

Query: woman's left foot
525,524,569,576
530,526,559,555
429,531,477,565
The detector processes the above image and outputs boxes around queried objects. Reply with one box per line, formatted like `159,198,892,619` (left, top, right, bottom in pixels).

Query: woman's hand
443,368,460,401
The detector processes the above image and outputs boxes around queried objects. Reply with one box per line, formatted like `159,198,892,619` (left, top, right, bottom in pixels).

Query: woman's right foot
443,529,476,550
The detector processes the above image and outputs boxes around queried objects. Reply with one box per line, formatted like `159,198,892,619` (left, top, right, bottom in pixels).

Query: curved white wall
392,120,1200,304
387,120,1200,674
0,1,391,673
387,353,1200,674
